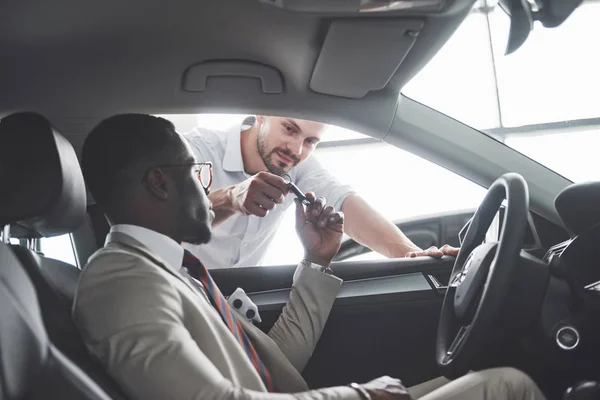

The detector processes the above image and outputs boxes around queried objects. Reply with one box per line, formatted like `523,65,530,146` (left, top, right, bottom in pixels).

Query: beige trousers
408,368,546,400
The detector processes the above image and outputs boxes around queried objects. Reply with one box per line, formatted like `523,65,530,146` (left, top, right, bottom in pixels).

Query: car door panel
247,272,432,313
212,256,454,388
251,275,443,388
302,296,442,389
211,256,454,297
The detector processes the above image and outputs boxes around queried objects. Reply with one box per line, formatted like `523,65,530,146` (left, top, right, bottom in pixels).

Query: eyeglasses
149,162,213,190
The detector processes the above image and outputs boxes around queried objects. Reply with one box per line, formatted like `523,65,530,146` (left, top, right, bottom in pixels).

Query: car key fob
282,174,312,205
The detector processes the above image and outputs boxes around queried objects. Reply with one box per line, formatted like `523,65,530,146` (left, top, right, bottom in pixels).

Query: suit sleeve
73,251,358,400
267,263,343,373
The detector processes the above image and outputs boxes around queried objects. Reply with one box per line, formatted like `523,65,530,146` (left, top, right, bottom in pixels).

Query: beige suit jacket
73,232,362,400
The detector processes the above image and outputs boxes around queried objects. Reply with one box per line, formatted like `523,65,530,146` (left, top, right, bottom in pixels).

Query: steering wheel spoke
449,271,464,288
443,324,470,364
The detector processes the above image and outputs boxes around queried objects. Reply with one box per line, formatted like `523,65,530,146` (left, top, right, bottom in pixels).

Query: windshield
403,0,600,183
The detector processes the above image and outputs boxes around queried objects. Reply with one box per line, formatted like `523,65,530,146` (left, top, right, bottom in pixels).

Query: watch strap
301,259,333,275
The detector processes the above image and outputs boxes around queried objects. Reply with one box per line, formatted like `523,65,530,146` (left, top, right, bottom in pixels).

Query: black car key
282,174,313,205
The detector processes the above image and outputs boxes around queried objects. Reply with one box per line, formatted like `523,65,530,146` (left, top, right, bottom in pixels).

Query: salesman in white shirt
184,115,458,268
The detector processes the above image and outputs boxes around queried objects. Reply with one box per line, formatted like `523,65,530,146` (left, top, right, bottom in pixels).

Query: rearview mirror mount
500,0,583,55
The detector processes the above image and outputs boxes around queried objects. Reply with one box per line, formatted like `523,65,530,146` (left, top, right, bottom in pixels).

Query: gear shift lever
564,381,600,400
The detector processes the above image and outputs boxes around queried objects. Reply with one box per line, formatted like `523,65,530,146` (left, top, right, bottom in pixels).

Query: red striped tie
182,250,275,392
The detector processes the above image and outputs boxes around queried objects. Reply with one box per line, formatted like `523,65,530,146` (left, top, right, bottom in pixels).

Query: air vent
543,240,571,263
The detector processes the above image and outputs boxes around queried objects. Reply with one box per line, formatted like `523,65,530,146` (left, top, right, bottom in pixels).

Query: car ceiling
0,0,474,143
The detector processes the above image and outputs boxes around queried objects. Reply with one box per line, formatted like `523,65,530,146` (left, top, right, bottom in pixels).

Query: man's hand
405,244,460,258
229,171,288,217
295,193,344,267
361,376,412,400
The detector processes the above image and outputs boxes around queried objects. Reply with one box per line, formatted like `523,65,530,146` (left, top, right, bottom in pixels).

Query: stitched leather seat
0,112,127,400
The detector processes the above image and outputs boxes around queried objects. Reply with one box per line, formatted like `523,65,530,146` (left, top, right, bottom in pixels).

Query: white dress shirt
182,119,355,268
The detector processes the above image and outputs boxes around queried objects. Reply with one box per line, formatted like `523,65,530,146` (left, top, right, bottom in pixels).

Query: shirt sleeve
294,157,356,211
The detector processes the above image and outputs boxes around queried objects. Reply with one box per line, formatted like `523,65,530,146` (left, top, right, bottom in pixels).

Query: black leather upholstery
0,242,111,400
87,204,111,249
0,112,86,237
10,246,82,353
555,181,600,237
8,246,129,400
0,112,128,399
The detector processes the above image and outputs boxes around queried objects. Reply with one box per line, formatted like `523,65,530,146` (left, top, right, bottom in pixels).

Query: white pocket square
227,287,262,323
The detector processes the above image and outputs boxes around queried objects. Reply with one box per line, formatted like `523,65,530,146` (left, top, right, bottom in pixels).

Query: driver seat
0,112,128,399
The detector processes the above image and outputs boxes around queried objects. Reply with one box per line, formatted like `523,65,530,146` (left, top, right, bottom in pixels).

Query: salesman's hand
230,171,288,217
362,376,412,400
295,193,344,267
405,244,460,258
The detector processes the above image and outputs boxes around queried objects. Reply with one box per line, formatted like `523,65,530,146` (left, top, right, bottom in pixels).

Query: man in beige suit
74,114,546,400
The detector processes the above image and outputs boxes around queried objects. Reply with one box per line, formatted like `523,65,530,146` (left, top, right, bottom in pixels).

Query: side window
261,131,487,266
160,113,487,266
5,234,77,266
40,234,77,266
402,1,600,183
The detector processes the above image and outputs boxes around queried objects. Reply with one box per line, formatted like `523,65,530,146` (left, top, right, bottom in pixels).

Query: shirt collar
222,122,245,173
110,224,184,271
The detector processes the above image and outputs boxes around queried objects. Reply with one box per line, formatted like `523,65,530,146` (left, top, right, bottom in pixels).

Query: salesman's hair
81,114,186,208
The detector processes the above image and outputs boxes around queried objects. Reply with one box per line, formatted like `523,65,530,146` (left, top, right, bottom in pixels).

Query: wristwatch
301,259,334,275
349,383,371,400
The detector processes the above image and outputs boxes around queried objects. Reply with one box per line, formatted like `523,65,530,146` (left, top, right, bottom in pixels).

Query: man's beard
258,137,300,176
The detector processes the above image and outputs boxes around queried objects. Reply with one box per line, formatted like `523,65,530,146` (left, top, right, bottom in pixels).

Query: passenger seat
0,112,128,400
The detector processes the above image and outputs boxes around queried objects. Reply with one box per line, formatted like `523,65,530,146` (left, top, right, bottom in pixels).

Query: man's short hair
81,114,184,207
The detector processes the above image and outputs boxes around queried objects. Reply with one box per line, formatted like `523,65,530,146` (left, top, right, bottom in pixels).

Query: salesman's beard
257,139,300,176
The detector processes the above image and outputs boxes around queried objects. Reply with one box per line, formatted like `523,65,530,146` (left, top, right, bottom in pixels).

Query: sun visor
259,0,447,14
310,19,424,98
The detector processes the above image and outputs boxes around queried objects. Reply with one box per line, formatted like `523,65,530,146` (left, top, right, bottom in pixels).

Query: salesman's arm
342,194,459,258
73,251,360,400
295,158,458,259
342,194,419,257
209,172,289,227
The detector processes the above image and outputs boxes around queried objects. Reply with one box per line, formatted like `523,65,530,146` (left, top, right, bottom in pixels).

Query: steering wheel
436,173,530,378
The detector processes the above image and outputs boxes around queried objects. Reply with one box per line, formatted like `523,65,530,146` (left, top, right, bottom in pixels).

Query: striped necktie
182,250,275,392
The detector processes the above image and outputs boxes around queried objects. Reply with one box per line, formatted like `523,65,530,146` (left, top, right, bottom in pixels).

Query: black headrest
555,181,600,237
0,242,48,399
0,112,86,238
